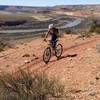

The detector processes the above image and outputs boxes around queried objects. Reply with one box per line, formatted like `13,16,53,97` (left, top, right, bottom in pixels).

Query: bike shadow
50,54,77,63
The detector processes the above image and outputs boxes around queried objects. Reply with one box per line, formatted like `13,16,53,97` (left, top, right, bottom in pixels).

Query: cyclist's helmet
48,24,54,29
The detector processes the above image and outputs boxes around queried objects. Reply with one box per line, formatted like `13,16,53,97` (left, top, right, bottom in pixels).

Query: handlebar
43,39,59,43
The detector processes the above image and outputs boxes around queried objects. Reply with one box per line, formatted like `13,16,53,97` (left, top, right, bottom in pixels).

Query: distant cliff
0,5,100,13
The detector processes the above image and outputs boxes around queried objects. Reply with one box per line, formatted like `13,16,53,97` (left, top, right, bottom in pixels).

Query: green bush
0,69,65,100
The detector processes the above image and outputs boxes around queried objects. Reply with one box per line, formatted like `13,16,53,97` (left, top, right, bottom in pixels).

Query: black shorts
49,40,57,48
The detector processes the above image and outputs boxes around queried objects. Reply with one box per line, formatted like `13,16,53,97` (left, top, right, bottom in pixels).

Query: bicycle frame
43,39,63,64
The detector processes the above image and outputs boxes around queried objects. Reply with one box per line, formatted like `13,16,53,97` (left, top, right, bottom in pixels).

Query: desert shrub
78,28,93,38
81,32,93,38
0,41,7,52
0,69,65,100
0,41,13,52
41,33,46,38
65,29,72,34
65,29,76,35
90,27,100,34
96,44,100,54
89,24,96,33
89,19,100,34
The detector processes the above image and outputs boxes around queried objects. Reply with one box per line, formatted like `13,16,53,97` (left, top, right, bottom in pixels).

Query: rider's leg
49,40,55,55
52,40,57,55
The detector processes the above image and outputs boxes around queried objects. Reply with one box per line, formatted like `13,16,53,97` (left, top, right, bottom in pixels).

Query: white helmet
48,24,54,29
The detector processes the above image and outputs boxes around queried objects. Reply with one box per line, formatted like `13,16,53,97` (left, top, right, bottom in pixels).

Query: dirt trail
12,35,100,75
0,35,99,75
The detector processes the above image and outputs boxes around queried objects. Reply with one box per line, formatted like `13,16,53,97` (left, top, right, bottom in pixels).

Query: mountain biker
44,24,60,48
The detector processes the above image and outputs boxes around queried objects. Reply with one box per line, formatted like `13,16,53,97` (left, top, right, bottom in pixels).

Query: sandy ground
0,34,100,100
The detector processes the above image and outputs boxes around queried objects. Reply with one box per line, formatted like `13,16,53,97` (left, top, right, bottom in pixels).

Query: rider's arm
44,30,50,39
45,32,48,38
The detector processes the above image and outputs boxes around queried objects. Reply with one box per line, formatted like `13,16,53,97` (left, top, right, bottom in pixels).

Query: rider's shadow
61,54,77,59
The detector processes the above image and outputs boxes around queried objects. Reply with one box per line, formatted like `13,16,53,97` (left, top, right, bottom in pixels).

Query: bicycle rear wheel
55,44,63,59
43,47,51,64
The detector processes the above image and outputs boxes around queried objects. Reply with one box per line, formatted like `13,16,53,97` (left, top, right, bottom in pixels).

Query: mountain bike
43,39,63,64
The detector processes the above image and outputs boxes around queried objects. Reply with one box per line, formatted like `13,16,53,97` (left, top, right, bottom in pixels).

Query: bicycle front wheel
43,47,51,64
